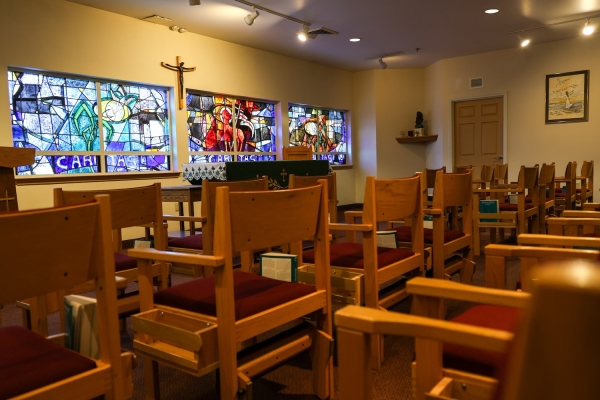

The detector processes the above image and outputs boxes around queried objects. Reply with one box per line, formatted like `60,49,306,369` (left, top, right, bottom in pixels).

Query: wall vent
470,77,483,89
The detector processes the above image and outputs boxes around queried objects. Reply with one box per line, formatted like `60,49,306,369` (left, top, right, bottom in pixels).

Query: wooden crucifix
161,56,196,110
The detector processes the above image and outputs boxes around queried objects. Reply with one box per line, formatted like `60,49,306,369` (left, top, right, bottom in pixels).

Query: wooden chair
473,165,539,255
166,177,268,277
536,163,556,233
0,195,132,399
424,166,446,206
555,161,577,214
493,163,509,186
283,145,313,160
289,172,338,243
307,175,425,368
454,164,473,173
129,182,333,399
335,260,600,400
576,160,594,204
390,170,474,282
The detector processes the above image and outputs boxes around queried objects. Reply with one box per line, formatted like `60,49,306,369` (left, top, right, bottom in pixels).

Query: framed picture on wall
545,70,589,124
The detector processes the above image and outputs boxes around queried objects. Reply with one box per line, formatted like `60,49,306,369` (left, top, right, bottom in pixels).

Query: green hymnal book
260,253,298,282
423,215,433,229
480,199,499,222
64,295,99,359
377,231,398,248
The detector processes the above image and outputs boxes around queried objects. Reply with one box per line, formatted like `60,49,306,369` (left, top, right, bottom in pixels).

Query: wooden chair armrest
561,210,600,219
329,222,373,232
555,177,571,182
583,203,600,211
517,234,600,248
334,306,513,352
406,277,529,308
424,208,443,216
163,214,207,223
494,183,518,189
127,248,225,267
472,188,523,193
484,244,599,260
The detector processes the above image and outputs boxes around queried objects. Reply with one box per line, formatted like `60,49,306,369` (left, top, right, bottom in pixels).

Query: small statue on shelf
415,111,425,136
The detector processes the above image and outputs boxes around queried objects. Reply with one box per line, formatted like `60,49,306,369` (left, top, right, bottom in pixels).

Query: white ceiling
66,0,600,71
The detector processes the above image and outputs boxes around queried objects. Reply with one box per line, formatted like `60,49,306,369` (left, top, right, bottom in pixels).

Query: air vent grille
308,27,339,35
470,77,483,89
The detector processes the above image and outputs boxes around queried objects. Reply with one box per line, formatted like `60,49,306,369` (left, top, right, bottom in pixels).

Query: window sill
331,164,353,170
15,171,181,186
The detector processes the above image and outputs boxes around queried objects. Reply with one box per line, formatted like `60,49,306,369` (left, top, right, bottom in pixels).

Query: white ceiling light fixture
244,7,260,26
583,19,595,35
349,38,361,42
365,50,403,69
189,0,200,5
517,33,530,47
485,8,499,14
378,58,387,69
169,25,180,31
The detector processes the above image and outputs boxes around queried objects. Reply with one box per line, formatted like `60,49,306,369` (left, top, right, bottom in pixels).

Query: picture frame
545,70,589,124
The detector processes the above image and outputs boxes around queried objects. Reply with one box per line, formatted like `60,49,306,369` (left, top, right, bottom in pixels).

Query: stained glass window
8,70,171,176
288,105,348,165
187,91,276,163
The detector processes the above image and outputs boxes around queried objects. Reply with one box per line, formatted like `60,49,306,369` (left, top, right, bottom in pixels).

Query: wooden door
454,97,504,177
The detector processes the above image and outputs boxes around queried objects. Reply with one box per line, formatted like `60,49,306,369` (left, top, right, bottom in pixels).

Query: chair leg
143,358,161,400
311,329,335,399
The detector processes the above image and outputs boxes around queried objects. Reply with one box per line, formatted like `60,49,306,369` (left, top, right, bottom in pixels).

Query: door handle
495,155,503,160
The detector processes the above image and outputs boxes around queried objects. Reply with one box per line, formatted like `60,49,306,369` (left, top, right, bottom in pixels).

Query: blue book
480,200,499,222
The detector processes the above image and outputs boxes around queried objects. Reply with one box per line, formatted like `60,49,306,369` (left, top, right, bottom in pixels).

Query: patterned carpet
0,230,521,400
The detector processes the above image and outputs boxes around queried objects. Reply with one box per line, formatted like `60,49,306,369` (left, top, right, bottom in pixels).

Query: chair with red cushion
392,170,474,282
336,259,600,400
165,177,268,278
306,174,425,368
473,165,539,255
0,195,132,399
129,181,333,399
535,163,556,233
576,160,594,205
554,161,577,215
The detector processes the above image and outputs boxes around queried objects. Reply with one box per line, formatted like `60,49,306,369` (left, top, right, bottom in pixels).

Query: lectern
0,147,35,213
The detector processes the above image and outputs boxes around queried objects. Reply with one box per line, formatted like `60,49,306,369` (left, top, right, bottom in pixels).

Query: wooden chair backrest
0,196,125,395
454,165,473,174
433,170,473,209
200,177,269,255
54,184,165,252
224,182,326,254
371,174,423,222
494,163,509,186
424,166,446,190
539,163,556,199
289,173,338,241
283,145,313,160
499,260,600,400
480,164,495,184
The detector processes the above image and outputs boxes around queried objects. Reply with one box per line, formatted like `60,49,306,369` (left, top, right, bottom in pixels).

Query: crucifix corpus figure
161,56,196,109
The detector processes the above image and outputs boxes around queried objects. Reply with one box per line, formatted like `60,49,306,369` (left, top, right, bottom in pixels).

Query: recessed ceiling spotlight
485,8,499,14
349,38,361,42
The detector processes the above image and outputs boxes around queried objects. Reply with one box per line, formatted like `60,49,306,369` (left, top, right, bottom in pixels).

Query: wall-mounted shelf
396,135,438,144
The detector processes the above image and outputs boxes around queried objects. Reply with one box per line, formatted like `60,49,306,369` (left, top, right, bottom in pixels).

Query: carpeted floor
0,230,521,399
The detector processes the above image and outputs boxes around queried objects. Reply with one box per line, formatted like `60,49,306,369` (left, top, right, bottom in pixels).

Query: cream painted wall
375,69,426,179
0,0,357,224
425,34,600,190
352,71,377,202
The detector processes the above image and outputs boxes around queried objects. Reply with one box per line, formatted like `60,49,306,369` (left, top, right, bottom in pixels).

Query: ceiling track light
365,51,403,68
583,19,595,35
517,33,530,47
244,7,260,26
189,0,200,5
298,25,317,41
510,13,599,45
378,58,387,69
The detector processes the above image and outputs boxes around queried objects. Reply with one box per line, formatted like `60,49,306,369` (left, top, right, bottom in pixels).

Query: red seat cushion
154,271,316,320
555,187,564,193
168,234,204,251
555,192,569,198
443,305,522,377
394,226,465,244
303,242,414,269
114,252,138,272
498,203,535,211
583,233,600,238
525,196,552,203
0,326,97,399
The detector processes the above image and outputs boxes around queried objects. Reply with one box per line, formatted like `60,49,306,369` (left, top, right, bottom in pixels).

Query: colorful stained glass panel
17,155,99,175
187,94,234,153
235,99,276,153
105,155,170,173
100,83,169,152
